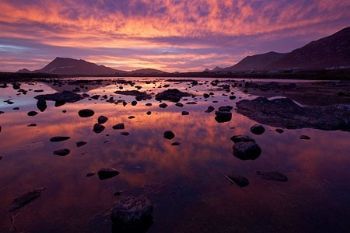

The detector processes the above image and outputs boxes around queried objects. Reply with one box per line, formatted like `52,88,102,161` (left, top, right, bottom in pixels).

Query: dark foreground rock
35,91,83,103
50,136,70,142
232,136,261,160
53,149,70,156
98,116,108,124
78,109,95,118
98,168,119,180
111,196,153,233
155,89,191,102
257,171,288,182
250,124,265,135
9,188,45,212
237,97,350,131
164,131,175,140
225,174,249,187
93,123,105,133
36,99,47,112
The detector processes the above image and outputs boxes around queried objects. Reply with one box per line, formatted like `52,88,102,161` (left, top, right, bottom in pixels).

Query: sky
0,0,349,72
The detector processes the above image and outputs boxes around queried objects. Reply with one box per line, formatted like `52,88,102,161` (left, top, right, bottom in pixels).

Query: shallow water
0,78,350,233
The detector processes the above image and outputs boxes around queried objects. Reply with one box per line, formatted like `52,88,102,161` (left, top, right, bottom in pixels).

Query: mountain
224,26,350,72
34,57,123,75
17,68,32,73
226,52,286,71
128,68,168,75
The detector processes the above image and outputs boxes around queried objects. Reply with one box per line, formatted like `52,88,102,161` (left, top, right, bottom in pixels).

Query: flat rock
35,91,82,103
98,168,119,180
113,123,125,130
215,111,232,123
53,148,70,156
78,109,94,117
155,89,191,102
50,136,70,142
9,188,45,212
257,171,288,182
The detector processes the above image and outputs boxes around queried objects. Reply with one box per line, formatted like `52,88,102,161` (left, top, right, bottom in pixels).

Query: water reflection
0,78,350,233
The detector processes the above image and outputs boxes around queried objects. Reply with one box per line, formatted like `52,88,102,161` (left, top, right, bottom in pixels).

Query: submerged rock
111,196,153,232
78,109,94,118
53,149,70,156
225,174,249,187
300,135,311,140
233,141,261,160
257,171,288,182
9,188,45,212
250,124,265,135
164,131,175,140
115,90,152,101
35,91,82,103
76,141,87,147
98,168,119,180
50,136,70,142
155,89,191,102
237,97,350,131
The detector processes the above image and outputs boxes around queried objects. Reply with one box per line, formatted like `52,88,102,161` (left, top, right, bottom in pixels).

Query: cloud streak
0,0,349,71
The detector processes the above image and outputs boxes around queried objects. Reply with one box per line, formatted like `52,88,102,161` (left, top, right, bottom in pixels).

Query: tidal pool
0,78,350,233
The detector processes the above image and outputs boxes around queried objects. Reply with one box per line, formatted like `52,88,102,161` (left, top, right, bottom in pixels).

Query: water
0,78,350,233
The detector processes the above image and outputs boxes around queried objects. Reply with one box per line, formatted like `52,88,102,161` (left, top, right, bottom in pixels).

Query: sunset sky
0,0,349,72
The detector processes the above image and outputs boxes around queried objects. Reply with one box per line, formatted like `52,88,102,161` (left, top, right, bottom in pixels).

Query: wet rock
50,136,70,142
128,116,135,119
111,196,153,231
131,101,138,106
205,106,215,113
229,95,236,100
53,149,70,156
113,123,125,130
36,99,47,112
76,141,87,147
27,111,38,116
182,111,189,115
300,135,311,140
121,132,130,136
225,174,249,187
155,89,191,102
159,103,168,108
230,135,255,143
250,124,265,135
233,141,261,160
9,188,45,212
78,109,94,118
86,172,95,177
175,102,184,107
28,123,37,127
115,90,152,100
276,128,284,133
164,131,175,140
35,91,83,103
98,116,108,124
218,106,233,112
55,100,65,107
171,142,181,146
257,171,288,182
215,111,232,123
203,93,210,98
93,123,105,133
98,168,119,180
237,97,350,131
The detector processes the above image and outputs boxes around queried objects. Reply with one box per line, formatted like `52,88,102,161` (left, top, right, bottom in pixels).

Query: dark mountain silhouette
128,68,168,75
223,26,350,72
34,57,124,75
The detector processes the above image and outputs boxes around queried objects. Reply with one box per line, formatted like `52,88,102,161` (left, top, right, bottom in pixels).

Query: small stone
250,124,265,135
215,111,232,123
159,103,168,108
98,116,108,124
78,109,94,117
36,99,47,112
93,123,105,133
27,111,38,116
146,111,151,115
226,175,249,187
205,106,215,113
164,131,175,140
76,141,87,147
53,149,70,156
300,135,310,140
50,136,70,142
276,128,284,133
257,171,288,182
113,123,125,130
233,141,261,160
121,132,130,136
98,168,119,180
182,111,189,115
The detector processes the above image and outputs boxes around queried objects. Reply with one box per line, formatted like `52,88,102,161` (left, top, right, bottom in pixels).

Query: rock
114,90,152,100
215,111,232,123
159,103,168,108
225,175,249,187
146,111,151,115
171,142,181,146
229,95,236,100
35,91,82,103
98,116,108,124
86,172,95,177
164,131,175,140
276,128,284,133
182,111,189,115
93,123,105,133
111,196,153,231
155,89,191,102
175,103,184,107
236,97,350,131
50,136,70,142
230,135,255,143
218,106,233,112
205,106,215,113
27,111,38,116
76,141,87,147
250,124,265,135
257,171,288,182
121,132,130,136
53,149,70,156
36,99,47,112
233,141,261,160
113,123,125,130
203,93,210,98
131,101,138,106
9,188,45,212
78,109,94,117
98,168,119,180
28,123,37,127
300,135,311,140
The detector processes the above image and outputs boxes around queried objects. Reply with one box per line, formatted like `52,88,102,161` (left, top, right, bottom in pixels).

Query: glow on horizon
0,0,349,72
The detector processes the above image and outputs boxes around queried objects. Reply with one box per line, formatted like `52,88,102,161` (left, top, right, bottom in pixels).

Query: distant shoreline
1,69,350,81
